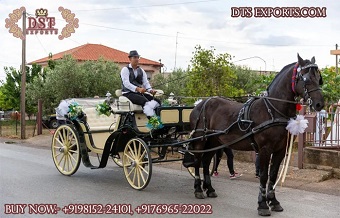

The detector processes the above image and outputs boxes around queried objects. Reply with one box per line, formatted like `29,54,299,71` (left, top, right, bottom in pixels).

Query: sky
0,0,339,81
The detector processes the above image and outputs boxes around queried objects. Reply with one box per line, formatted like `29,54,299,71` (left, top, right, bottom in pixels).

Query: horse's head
294,54,324,111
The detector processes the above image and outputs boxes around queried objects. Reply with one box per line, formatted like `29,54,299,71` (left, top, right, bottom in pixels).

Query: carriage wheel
51,124,81,176
123,138,152,190
112,152,131,168
187,154,217,179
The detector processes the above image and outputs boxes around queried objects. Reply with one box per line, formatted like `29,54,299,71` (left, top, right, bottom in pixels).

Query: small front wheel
123,138,152,190
51,125,81,176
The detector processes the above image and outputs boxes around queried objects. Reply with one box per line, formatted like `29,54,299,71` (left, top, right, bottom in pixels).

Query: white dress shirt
120,64,152,94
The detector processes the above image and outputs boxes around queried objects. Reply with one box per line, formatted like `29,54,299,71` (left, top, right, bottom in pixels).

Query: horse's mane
267,62,295,93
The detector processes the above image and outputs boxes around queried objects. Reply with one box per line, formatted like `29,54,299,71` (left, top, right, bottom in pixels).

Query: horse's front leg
258,148,272,216
202,151,218,198
194,154,205,199
267,148,286,212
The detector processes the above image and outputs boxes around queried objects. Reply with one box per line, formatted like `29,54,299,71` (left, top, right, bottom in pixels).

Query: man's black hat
128,50,140,58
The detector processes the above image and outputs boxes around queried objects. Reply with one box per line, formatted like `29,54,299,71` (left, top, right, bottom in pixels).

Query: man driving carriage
120,50,161,118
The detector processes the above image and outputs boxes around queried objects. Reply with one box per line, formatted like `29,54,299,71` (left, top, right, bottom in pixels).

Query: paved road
0,143,339,218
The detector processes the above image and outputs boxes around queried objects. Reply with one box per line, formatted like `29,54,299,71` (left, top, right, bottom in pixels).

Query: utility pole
20,10,26,139
174,32,179,70
336,44,338,75
331,44,339,75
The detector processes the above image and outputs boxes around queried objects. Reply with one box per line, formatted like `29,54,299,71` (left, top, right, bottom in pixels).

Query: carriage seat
83,107,116,131
115,90,143,112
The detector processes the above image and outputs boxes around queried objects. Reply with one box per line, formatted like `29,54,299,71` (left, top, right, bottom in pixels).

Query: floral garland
68,102,83,120
95,102,111,116
146,116,164,130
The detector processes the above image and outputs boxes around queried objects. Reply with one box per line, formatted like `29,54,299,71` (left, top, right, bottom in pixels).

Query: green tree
166,68,188,97
186,45,238,97
26,55,121,114
0,64,41,116
152,68,188,97
231,65,268,95
320,66,340,106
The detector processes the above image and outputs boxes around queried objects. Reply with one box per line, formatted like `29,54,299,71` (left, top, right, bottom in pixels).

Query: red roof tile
28,43,162,66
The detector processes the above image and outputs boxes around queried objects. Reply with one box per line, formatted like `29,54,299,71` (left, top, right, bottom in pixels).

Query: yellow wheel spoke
69,150,78,154
68,152,77,163
137,142,141,159
127,167,135,177
137,167,141,188
125,153,135,162
139,150,146,162
54,138,64,147
140,165,149,175
127,144,135,158
62,154,67,172
57,132,65,145
54,152,62,158
140,168,147,184
57,154,65,166
132,167,137,185
66,154,70,172
68,154,75,169
140,161,149,165
133,141,138,158
61,129,66,144
53,145,62,150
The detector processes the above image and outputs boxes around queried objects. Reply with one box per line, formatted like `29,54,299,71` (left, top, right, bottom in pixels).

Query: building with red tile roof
28,43,162,79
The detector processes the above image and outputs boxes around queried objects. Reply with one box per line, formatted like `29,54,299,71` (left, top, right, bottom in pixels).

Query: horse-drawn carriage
52,54,325,216
51,90,216,190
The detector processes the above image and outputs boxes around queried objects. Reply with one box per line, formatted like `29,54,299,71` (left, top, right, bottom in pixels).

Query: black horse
188,54,324,216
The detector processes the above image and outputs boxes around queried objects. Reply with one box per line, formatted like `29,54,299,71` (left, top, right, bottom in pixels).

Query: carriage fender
107,129,137,155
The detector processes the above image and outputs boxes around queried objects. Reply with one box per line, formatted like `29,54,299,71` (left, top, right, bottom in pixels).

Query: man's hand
149,89,157,95
136,87,146,93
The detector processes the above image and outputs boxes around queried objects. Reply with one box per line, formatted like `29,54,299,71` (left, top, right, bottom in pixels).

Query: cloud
251,35,301,46
0,0,339,79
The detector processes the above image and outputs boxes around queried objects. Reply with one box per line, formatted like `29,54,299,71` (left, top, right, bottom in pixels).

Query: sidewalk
1,133,339,196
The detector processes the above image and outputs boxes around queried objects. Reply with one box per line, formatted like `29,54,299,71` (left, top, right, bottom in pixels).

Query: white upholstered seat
114,89,143,112
83,107,116,131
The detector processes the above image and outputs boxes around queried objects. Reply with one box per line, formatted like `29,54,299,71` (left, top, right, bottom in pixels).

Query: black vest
121,65,144,92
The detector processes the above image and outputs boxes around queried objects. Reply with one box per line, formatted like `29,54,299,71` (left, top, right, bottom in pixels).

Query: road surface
0,142,339,218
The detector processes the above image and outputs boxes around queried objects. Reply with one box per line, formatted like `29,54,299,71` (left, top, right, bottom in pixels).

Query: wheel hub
59,146,69,154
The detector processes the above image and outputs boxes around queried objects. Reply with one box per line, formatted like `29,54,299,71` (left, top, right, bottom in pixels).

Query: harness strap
183,118,288,153
193,97,215,133
264,98,290,119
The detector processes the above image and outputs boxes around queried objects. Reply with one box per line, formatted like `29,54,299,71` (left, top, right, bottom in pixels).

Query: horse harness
188,96,289,153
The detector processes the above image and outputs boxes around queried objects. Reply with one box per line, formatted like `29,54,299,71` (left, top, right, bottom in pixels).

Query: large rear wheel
51,124,81,176
123,138,152,190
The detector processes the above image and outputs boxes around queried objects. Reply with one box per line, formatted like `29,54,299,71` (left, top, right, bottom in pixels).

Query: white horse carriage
51,90,216,190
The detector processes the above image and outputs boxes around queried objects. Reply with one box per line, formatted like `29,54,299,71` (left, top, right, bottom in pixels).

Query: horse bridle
292,62,322,104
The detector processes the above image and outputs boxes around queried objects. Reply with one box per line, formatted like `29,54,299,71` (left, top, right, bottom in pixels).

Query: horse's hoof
270,203,284,212
258,208,271,216
194,192,205,199
207,191,218,198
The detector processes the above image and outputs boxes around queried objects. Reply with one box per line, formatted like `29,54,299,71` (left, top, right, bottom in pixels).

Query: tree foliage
231,65,276,95
26,55,121,114
186,45,239,97
320,66,340,106
152,68,188,96
0,64,41,116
